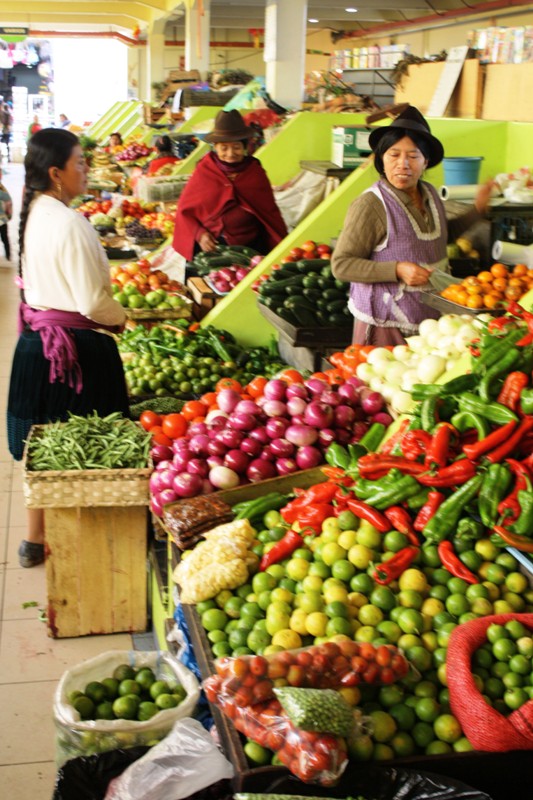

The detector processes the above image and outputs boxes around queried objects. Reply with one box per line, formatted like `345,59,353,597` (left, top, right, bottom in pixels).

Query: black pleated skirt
7,329,130,461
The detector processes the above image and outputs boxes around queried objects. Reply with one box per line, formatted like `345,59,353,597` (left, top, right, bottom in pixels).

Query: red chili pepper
486,416,533,463
425,424,453,471
516,333,533,347
259,529,304,571
380,418,410,456
488,316,517,332
497,371,529,411
401,430,432,462
280,496,309,524
498,459,532,524
373,546,419,585
345,497,391,533
468,340,480,358
462,419,518,461
302,481,340,504
414,491,445,532
507,300,533,321
297,503,334,533
384,505,420,545
357,454,427,479
415,459,477,487
321,466,354,485
491,525,533,552
437,541,478,584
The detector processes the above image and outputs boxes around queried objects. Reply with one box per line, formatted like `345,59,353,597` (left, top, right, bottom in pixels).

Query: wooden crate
186,276,218,319
45,505,148,639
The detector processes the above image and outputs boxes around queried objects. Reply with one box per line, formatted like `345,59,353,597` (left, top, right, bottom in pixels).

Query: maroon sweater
172,152,287,260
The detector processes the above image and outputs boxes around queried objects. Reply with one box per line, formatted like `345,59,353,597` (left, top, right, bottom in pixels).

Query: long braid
18,185,35,281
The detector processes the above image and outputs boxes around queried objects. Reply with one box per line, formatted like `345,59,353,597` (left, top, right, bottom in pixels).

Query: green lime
429,585,450,602
378,684,404,708
426,741,452,755
112,664,136,682
84,681,107,705
509,654,530,675
112,695,138,720
466,583,490,602
101,678,119,700
73,695,95,720
406,645,432,673
453,737,474,752
432,568,452,585
95,701,115,720
445,592,470,618
505,619,528,639
492,638,518,661
350,573,374,594
135,668,156,691
370,586,397,612
324,600,349,618
397,608,424,635
229,627,251,650
244,740,271,765
138,701,160,721
433,713,462,743
247,628,272,653
252,572,277,594
331,559,356,582
484,677,504,699
397,589,424,610
459,550,483,572
383,530,409,552
326,617,352,636
195,599,217,615
412,721,434,748
502,671,524,689
485,563,507,585
369,709,397,743
336,510,359,531
495,553,518,571
390,731,416,757
207,629,228,644
421,545,441,568
149,680,170,700
212,641,232,658
236,583,253,599
201,607,229,632
224,596,245,619
118,679,141,697
447,577,469,595
415,697,440,723
376,620,402,643
414,680,438,698
155,693,178,710
389,702,416,731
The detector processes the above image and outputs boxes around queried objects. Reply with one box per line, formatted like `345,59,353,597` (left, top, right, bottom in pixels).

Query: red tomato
215,377,243,393
139,410,162,431
301,240,317,252
317,243,332,255
161,413,187,439
249,655,268,676
181,399,208,421
152,431,173,447
289,247,304,259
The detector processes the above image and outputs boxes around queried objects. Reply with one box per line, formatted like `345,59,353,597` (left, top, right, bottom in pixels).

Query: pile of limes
68,663,187,722
473,620,533,714
196,507,533,764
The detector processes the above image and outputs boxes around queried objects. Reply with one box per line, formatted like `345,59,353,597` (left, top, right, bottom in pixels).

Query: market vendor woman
331,105,494,346
172,109,287,259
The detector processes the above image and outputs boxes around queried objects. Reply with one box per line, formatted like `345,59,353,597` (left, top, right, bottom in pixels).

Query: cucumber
260,276,305,296
296,258,330,272
223,244,259,257
330,312,350,327
275,307,298,326
292,306,318,327
270,263,300,279
323,287,344,301
321,265,333,278
302,288,321,301
326,299,347,313
302,274,321,289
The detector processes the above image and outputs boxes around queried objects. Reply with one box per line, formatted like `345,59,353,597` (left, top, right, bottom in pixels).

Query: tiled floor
0,161,156,798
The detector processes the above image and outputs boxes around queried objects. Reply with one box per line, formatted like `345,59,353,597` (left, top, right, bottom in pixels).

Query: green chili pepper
450,411,490,439
456,517,484,540
234,492,291,522
358,423,386,453
422,474,484,543
325,442,350,470
457,392,519,425
406,487,431,510
364,475,422,511
347,443,366,466
420,396,440,432
520,387,533,415
510,489,533,536
473,327,525,373
411,384,441,401
478,349,521,403
438,373,479,396
478,463,512,528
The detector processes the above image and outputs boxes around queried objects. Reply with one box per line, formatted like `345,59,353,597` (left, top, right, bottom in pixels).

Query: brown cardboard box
186,276,218,320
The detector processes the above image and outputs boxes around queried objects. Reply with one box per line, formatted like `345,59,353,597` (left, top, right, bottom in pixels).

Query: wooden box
45,506,148,639
186,276,218,319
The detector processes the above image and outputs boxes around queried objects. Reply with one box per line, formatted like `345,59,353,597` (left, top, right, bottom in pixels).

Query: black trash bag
53,746,149,800
253,765,492,800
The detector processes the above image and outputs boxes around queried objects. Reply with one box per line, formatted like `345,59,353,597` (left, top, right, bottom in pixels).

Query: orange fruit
466,294,484,309
477,271,494,283
454,290,468,306
508,276,525,288
466,283,483,295
484,293,503,309
491,263,509,279
492,277,508,292
462,275,481,287
512,264,528,276
505,286,524,300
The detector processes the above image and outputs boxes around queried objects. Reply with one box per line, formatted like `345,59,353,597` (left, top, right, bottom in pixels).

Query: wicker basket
22,426,152,509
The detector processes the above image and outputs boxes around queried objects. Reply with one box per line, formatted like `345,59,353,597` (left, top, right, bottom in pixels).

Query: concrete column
145,17,167,101
184,0,210,78
264,0,307,109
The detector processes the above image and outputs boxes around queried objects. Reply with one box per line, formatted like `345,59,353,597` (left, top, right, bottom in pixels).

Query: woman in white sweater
7,128,128,567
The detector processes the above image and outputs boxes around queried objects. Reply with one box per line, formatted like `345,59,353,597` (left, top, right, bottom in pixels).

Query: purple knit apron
348,180,448,336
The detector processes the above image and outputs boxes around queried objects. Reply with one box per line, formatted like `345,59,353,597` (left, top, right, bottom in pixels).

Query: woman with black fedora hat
332,105,494,346
172,109,287,260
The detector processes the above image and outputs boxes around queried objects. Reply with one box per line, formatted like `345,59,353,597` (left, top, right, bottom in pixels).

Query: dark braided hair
19,128,79,276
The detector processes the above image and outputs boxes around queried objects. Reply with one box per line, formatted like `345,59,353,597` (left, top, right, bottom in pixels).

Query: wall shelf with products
339,68,396,108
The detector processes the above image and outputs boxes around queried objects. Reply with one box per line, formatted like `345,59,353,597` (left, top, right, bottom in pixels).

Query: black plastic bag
53,747,149,800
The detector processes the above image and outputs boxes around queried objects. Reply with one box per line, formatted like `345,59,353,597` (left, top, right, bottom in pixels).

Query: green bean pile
26,412,152,471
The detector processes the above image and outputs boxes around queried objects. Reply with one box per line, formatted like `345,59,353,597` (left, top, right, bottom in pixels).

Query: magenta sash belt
19,302,120,393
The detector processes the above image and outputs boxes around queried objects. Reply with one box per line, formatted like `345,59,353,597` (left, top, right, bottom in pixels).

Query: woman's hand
396,261,433,286
198,231,218,252
474,179,496,215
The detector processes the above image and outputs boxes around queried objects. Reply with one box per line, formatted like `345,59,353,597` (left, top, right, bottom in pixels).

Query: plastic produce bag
104,718,234,800
53,746,149,800
54,650,200,766
203,640,410,708
447,613,533,751
273,687,355,737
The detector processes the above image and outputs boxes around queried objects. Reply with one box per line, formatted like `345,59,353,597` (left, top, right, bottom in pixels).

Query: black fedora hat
205,109,256,143
368,105,444,168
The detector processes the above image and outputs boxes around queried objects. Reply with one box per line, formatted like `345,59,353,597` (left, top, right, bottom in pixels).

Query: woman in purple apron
331,106,494,346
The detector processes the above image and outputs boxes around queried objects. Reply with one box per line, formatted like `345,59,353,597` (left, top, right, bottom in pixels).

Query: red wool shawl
172,153,287,260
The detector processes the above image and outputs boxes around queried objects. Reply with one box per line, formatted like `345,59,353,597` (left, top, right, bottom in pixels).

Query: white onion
418,318,439,337
356,363,374,382
390,390,414,415
416,354,446,383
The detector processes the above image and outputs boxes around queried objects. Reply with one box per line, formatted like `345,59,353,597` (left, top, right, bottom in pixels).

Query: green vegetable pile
119,322,285,397
190,243,258,276
258,258,351,329
26,412,151,471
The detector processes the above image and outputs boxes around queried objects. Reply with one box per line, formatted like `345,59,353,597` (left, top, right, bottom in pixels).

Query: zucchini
330,312,351,327
224,244,259,257
260,276,304,296
292,306,318,327
302,274,321,289
323,287,344,301
275,307,298,326
326,299,347,313
270,263,300,279
321,265,333,278
296,258,330,272
302,287,321,301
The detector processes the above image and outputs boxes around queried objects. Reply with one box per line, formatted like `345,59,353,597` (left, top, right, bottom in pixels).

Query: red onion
250,255,263,267
207,439,227,457
296,445,322,470
372,411,393,427
334,428,352,445
262,400,287,418
172,453,190,472
186,458,209,478
158,487,179,506
209,465,240,489
235,267,250,281
276,457,298,475
150,496,163,518
187,422,208,437
304,377,328,395
303,401,334,428
263,378,287,401
150,444,173,464
270,438,295,458
337,383,359,405
285,424,319,447
241,436,263,456
228,412,257,431
286,383,308,400
149,471,165,494
289,414,306,426
286,396,307,417
317,428,336,448
260,445,275,461
172,438,190,454
219,428,244,448
320,390,341,407
157,468,177,491
334,405,356,429
249,426,269,444
155,459,173,472
265,417,289,439
202,479,215,494
235,399,260,416
224,449,250,474
188,434,210,456
172,472,203,498
206,455,224,469
351,421,370,441
206,410,228,427
217,388,241,413
360,391,385,415
346,376,365,389
247,458,277,482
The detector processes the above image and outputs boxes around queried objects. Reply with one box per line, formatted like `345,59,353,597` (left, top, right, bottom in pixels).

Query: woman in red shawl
172,109,287,259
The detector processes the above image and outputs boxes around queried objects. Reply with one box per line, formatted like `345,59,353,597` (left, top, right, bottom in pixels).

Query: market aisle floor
0,162,155,798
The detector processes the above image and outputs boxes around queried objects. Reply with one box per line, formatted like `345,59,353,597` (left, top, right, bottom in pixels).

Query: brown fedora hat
204,109,256,143
368,105,444,168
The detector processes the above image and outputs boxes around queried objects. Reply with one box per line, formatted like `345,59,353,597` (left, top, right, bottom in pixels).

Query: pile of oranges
440,262,533,310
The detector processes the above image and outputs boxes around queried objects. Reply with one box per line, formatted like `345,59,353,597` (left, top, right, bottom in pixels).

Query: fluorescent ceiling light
345,7,358,12
308,18,319,23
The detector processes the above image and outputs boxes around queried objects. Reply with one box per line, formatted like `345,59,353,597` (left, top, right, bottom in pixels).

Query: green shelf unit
86,100,145,145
